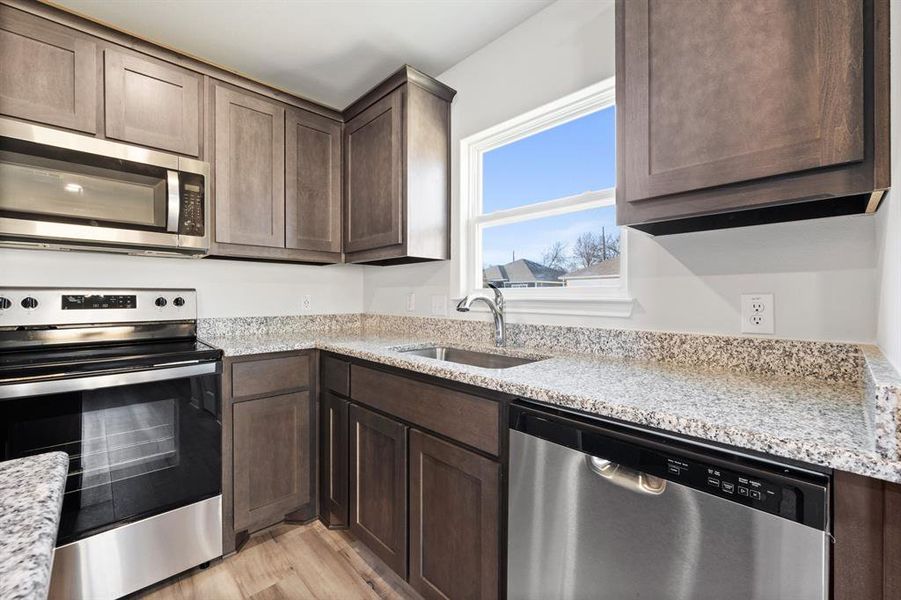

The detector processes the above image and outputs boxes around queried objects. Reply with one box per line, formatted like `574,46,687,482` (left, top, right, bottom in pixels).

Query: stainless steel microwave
0,118,209,256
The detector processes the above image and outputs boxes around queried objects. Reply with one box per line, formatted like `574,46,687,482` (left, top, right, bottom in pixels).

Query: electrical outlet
740,293,774,334
431,294,447,316
301,295,312,311
406,292,416,312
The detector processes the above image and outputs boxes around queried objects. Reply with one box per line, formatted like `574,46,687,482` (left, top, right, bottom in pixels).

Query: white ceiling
53,0,554,109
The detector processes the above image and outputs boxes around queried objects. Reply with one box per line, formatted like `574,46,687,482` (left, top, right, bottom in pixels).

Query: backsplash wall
0,248,365,317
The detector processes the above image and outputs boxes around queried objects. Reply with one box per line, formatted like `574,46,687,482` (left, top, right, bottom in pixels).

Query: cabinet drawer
321,355,350,396
350,365,500,456
231,354,310,399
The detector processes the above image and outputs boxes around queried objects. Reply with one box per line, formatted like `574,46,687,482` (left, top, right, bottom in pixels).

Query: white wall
0,249,365,317
362,0,882,343
874,0,901,370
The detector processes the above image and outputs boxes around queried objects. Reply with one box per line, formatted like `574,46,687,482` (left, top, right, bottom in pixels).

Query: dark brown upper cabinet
343,66,456,264
0,5,97,133
104,48,201,156
212,83,286,250
348,403,408,576
210,82,343,263
286,107,342,254
616,0,891,235
409,429,501,600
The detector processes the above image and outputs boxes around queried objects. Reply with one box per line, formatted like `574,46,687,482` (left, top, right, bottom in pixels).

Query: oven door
0,118,208,253
0,361,222,546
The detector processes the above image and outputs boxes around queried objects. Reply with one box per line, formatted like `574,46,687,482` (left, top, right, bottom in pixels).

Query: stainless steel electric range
0,287,223,600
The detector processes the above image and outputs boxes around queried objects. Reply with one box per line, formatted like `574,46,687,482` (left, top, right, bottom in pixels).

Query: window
458,77,631,316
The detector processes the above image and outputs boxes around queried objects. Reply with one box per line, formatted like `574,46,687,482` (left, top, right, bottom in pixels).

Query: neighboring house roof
484,258,566,284
561,256,620,279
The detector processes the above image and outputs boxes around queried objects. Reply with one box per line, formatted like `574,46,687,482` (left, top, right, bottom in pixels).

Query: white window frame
456,76,633,317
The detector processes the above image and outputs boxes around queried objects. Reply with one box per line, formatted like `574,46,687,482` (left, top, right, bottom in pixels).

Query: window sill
454,291,634,318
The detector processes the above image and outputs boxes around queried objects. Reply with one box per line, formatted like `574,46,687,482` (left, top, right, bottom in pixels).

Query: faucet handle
486,282,504,310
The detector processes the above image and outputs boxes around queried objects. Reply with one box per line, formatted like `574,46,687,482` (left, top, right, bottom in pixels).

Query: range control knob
173,297,185,307
154,297,168,307
21,297,38,310
0,297,11,310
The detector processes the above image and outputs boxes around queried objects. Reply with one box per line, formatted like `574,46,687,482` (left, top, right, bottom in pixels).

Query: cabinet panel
233,391,312,531
349,403,407,575
409,430,500,600
344,89,403,253
231,354,310,400
286,108,342,252
0,6,97,133
319,390,349,528
214,84,285,248
351,365,500,456
104,48,200,155
321,355,350,397
621,0,862,202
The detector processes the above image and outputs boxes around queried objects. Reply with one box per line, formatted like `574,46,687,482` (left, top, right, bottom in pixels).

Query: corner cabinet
616,0,891,234
210,82,343,263
343,66,456,264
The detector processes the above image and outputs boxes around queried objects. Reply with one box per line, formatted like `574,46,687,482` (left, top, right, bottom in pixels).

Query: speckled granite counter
0,452,68,600
200,315,901,484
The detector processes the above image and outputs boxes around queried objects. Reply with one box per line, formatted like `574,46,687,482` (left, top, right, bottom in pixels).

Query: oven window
0,149,167,229
0,373,221,545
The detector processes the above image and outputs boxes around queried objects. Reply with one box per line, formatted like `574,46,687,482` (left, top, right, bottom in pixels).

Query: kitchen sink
399,346,544,369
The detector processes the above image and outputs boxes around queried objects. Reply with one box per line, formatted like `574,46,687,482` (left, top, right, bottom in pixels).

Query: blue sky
482,106,617,268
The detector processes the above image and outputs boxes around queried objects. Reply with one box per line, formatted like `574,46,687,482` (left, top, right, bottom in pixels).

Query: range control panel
62,294,137,310
0,288,197,327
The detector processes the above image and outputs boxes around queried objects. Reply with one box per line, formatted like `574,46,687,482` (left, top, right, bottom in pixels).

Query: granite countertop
202,330,901,484
0,452,68,600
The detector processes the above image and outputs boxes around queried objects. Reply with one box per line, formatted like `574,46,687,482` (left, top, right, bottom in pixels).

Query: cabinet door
286,108,342,252
214,84,285,248
619,0,864,208
319,390,349,528
409,430,500,600
344,88,403,253
349,403,407,575
0,6,97,133
233,392,312,531
104,48,200,155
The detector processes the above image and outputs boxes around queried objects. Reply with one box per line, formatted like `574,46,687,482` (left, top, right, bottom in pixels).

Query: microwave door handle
166,170,181,233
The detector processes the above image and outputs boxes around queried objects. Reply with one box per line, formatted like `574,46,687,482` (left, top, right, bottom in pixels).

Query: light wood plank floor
134,521,421,600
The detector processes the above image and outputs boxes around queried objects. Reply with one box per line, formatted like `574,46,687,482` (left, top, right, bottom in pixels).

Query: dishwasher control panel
655,453,799,522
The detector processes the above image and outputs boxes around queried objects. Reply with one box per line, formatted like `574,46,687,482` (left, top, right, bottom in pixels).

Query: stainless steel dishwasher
508,402,830,600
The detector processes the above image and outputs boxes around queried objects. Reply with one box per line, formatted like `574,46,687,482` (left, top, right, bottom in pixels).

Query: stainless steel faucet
456,283,506,346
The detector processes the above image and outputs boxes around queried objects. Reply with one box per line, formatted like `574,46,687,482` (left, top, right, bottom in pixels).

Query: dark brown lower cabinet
349,404,408,576
833,470,901,600
319,390,349,528
409,429,500,600
233,391,314,532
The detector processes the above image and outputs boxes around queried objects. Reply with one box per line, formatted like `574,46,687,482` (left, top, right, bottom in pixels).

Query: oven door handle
0,361,219,400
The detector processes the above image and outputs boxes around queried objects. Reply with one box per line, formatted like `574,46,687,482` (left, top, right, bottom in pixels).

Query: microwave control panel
179,173,205,237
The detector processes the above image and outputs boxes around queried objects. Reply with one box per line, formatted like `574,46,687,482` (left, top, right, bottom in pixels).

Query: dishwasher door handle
587,456,667,495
